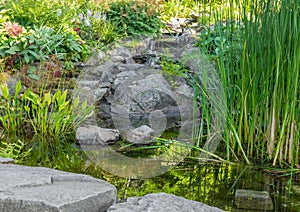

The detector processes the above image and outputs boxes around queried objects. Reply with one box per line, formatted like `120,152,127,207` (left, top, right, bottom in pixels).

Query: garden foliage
0,0,299,170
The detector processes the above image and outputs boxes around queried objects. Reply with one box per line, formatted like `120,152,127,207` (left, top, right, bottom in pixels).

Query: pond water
101,162,300,212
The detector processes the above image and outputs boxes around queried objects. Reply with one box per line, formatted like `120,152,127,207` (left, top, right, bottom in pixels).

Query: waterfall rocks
74,34,203,145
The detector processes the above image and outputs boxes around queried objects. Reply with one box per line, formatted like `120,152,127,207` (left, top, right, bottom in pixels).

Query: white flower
84,18,91,27
87,9,93,17
57,9,62,17
78,13,84,21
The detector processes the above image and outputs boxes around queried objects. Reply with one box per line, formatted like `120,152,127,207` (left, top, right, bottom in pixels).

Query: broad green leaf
14,81,22,99
59,101,69,111
44,92,51,105
73,97,79,109
5,49,16,55
5,46,20,55
24,53,30,64
1,84,9,98
27,50,40,59
28,74,39,81
82,100,87,109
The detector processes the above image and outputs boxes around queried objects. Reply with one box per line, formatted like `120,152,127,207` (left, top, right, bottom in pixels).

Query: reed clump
198,0,299,167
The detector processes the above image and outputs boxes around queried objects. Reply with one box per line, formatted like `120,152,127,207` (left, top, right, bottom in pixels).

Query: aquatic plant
198,0,300,167
0,81,92,165
0,139,31,163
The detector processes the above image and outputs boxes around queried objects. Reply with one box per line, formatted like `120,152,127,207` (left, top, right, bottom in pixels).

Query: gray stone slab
0,164,116,212
0,157,14,164
107,192,224,212
235,189,273,211
76,125,120,145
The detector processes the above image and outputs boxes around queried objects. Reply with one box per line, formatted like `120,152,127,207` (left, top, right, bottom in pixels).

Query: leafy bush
0,23,90,71
77,8,120,49
26,25,90,69
106,0,163,36
162,0,199,20
196,20,243,67
3,0,79,30
0,82,92,156
0,140,31,163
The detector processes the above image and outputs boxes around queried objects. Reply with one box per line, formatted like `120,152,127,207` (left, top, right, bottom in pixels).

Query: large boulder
0,164,116,212
107,192,224,212
110,71,193,134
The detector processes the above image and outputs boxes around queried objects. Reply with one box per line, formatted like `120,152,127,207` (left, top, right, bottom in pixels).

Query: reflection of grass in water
96,162,299,211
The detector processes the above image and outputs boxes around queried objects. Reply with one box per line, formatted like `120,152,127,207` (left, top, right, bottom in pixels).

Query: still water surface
103,162,300,211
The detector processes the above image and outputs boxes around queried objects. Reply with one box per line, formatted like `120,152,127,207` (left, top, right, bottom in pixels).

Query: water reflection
103,162,300,211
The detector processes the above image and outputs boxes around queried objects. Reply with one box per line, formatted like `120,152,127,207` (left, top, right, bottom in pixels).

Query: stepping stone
0,164,116,212
235,189,273,211
108,192,224,212
0,157,14,164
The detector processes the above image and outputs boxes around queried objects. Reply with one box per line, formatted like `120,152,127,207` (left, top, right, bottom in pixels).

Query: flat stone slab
0,157,14,164
0,164,116,212
76,125,120,145
235,189,273,211
107,192,224,212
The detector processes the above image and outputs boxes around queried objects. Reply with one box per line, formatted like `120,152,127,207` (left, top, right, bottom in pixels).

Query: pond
99,162,300,212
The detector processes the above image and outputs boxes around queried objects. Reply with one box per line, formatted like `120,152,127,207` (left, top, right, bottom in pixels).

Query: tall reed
200,0,300,166
241,0,299,166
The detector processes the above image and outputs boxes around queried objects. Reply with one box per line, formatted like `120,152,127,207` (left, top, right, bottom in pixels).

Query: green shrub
0,139,31,164
26,25,90,69
0,23,90,71
196,20,244,69
78,8,120,48
3,0,79,30
162,0,199,20
0,82,92,163
106,0,163,36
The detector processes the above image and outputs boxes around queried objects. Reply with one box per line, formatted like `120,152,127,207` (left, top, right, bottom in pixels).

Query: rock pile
75,34,202,146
